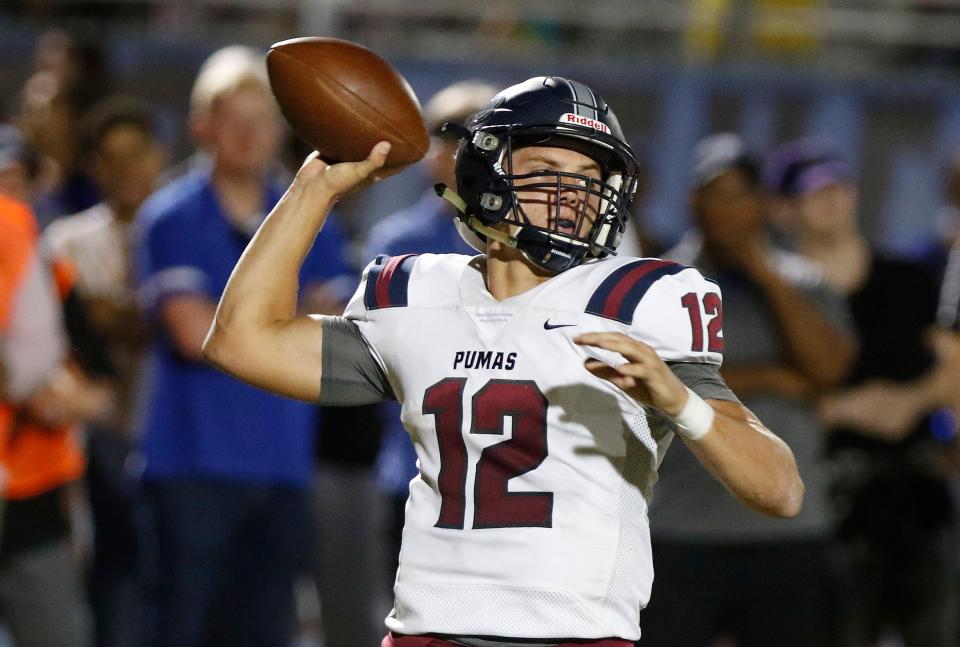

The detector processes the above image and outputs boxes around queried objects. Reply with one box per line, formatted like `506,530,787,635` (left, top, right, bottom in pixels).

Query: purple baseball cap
764,138,852,197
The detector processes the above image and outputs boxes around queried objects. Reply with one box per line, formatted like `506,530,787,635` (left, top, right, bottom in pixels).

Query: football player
204,77,803,645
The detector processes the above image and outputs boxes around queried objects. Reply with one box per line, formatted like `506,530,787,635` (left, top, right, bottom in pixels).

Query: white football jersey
344,252,724,640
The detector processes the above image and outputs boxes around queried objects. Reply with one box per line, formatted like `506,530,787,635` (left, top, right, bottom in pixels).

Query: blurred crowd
1,28,960,647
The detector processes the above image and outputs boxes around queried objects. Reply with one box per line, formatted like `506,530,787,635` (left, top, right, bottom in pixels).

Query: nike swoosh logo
544,319,577,330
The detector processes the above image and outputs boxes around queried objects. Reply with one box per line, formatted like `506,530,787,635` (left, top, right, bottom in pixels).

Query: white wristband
671,387,715,441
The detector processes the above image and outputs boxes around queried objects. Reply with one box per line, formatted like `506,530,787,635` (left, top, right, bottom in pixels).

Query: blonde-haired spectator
133,45,352,647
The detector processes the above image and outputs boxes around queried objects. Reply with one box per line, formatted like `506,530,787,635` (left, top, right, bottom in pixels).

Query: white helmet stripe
561,77,581,116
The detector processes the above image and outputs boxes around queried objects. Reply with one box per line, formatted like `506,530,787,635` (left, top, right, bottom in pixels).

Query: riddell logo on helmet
560,113,610,134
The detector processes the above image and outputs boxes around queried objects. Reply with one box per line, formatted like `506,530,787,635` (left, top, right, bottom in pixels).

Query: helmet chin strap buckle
434,184,518,249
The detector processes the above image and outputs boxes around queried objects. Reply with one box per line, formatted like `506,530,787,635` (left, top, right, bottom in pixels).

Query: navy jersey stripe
586,259,686,324
386,254,417,307
363,254,418,310
363,255,388,309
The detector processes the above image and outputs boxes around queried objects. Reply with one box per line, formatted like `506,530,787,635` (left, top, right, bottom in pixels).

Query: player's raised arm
202,143,391,401
576,332,804,518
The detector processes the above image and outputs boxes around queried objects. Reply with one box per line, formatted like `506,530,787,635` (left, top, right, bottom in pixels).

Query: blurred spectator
766,139,960,647
13,29,112,225
916,148,960,284
43,95,166,647
642,133,855,647
940,149,960,253
935,155,960,415
30,29,112,111
361,79,496,595
133,46,348,647
0,192,98,647
0,126,41,206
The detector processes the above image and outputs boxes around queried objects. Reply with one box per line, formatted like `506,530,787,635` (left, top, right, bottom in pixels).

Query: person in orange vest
0,173,105,646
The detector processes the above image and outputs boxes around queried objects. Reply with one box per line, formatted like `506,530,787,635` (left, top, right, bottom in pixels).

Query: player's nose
558,182,583,208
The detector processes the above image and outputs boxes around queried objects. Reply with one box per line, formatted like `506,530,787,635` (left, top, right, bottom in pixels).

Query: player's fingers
584,360,642,388
575,332,654,362
336,141,391,189
614,362,650,379
360,141,391,173
609,375,637,390
584,360,656,402
575,331,649,352
584,359,620,381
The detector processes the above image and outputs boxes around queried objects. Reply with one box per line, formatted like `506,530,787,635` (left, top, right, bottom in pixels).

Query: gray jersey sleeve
318,315,395,406
668,361,740,403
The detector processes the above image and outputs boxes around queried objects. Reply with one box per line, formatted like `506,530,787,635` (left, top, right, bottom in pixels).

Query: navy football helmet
436,76,640,273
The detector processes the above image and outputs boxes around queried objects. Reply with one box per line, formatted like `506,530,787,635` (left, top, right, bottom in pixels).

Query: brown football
267,37,429,170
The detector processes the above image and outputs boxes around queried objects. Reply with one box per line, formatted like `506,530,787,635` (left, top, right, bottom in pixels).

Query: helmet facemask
450,124,638,273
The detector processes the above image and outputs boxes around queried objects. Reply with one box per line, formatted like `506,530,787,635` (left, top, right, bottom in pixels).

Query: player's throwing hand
575,332,689,417
295,141,392,197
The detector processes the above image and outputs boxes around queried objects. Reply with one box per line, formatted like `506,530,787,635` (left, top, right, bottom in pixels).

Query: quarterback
204,77,803,645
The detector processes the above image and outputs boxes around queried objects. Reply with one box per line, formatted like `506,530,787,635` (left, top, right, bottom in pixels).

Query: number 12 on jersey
681,292,724,353
423,378,553,530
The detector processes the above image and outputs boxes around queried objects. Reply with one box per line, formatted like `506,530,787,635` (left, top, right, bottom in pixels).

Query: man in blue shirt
134,46,350,647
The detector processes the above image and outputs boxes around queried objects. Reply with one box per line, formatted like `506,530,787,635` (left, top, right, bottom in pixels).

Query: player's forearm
684,400,804,518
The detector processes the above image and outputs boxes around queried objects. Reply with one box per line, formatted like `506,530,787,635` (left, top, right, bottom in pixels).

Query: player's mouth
553,217,578,234
550,207,595,236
